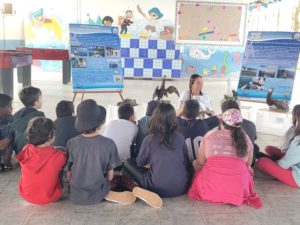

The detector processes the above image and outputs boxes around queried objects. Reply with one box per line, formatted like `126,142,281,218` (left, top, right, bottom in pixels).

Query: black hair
189,74,203,99
221,99,240,113
56,100,74,118
19,86,42,107
0,93,12,108
102,16,113,24
118,103,134,120
183,99,200,119
149,102,178,148
83,127,98,134
26,117,55,146
146,100,161,116
292,104,300,137
221,120,248,157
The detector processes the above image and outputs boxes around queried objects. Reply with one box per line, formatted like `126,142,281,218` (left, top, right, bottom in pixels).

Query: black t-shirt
177,117,210,162
54,116,80,148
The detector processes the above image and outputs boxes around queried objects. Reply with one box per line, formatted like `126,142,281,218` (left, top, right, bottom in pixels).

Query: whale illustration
188,47,216,60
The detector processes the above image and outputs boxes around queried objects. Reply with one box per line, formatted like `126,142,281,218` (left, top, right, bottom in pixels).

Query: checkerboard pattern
121,39,182,78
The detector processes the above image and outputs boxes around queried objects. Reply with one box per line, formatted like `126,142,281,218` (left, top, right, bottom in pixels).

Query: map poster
237,32,300,101
69,24,123,92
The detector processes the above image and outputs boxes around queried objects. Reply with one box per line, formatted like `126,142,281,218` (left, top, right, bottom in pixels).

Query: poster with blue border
69,24,123,92
237,32,300,101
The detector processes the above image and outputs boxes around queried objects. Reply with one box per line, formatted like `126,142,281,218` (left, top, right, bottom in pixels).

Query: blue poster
69,24,123,91
237,32,300,100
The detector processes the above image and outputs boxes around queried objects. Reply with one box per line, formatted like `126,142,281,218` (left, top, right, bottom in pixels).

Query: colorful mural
182,46,244,77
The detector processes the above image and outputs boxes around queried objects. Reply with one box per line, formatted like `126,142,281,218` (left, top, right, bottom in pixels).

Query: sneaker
105,191,136,204
132,187,163,208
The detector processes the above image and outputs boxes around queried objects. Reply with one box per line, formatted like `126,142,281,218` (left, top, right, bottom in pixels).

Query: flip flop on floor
132,187,163,208
104,191,136,204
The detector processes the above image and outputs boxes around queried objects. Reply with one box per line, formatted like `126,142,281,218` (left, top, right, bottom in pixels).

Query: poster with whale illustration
182,45,243,77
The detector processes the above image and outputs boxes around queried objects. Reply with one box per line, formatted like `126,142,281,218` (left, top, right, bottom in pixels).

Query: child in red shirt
17,117,67,204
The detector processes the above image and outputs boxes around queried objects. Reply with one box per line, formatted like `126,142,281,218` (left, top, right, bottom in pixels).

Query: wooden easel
72,90,124,103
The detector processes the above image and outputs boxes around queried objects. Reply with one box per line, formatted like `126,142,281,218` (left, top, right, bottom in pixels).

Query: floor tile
160,212,205,225
71,212,116,225
74,201,117,213
116,209,160,225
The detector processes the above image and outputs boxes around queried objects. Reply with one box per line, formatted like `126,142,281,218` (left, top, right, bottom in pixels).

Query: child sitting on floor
134,100,161,157
54,100,79,149
17,117,67,204
0,93,13,170
256,105,300,188
189,109,262,208
103,103,138,162
177,99,211,163
125,102,190,198
260,104,300,161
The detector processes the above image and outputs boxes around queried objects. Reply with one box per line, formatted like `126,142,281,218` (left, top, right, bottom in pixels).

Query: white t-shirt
179,90,213,112
103,119,138,162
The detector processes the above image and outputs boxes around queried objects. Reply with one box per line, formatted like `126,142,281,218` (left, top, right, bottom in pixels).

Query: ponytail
222,121,248,157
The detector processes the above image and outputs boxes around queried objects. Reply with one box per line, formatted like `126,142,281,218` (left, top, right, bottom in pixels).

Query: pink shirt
200,129,253,161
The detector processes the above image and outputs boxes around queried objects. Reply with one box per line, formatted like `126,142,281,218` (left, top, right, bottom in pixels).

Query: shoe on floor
132,187,163,208
105,191,136,204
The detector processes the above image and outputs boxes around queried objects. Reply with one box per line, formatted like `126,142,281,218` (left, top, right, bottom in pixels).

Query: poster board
69,24,123,92
237,32,300,102
175,1,247,46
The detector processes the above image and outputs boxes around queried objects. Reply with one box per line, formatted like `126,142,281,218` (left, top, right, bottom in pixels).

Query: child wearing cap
189,108,262,208
66,99,162,208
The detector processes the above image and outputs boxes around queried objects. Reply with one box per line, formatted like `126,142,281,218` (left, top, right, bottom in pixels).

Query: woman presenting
178,74,213,118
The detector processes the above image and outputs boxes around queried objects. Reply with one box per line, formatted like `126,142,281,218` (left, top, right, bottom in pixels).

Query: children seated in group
177,99,212,162
103,103,138,162
256,104,300,188
54,100,79,149
0,86,44,169
17,117,67,204
0,93,13,171
189,108,262,208
134,100,161,157
124,102,190,198
66,99,161,207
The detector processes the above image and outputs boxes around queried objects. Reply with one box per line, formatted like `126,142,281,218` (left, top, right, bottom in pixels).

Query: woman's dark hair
0,93,12,108
26,117,55,146
148,102,178,148
183,99,200,119
56,100,74,118
19,86,42,107
221,120,248,157
189,74,203,99
292,104,300,136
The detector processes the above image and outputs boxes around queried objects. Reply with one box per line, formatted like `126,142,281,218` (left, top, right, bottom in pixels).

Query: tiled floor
1,70,299,225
